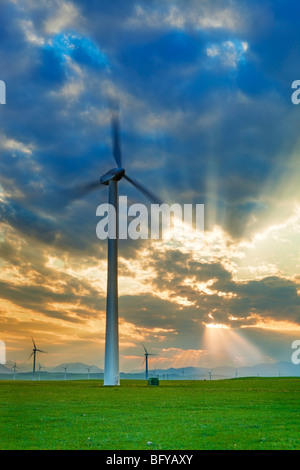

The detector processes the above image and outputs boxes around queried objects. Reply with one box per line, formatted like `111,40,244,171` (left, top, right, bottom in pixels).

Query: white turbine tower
65,107,162,386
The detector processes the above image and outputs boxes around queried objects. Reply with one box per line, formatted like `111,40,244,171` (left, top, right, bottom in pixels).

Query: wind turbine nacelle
100,168,125,185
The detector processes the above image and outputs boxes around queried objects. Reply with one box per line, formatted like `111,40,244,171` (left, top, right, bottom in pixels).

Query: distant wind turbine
86,366,91,380
38,364,44,381
63,365,68,381
29,338,47,380
13,362,17,380
141,344,156,380
7,361,18,380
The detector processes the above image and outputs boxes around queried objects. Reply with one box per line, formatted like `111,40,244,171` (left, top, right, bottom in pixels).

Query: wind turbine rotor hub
100,168,125,185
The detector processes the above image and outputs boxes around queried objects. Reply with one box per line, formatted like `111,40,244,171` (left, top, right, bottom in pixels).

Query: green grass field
0,378,299,450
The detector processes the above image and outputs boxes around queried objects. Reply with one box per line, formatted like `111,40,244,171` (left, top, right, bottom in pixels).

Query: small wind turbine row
13,340,106,382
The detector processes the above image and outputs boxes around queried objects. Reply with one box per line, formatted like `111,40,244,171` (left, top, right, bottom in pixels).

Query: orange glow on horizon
205,323,230,329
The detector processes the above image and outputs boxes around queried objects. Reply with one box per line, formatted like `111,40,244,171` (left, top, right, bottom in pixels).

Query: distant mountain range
139,362,300,379
1,362,104,374
0,361,299,380
0,364,13,374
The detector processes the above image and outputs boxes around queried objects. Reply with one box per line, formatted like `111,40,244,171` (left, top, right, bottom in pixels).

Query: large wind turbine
68,108,161,386
29,338,47,380
101,111,161,386
142,343,156,381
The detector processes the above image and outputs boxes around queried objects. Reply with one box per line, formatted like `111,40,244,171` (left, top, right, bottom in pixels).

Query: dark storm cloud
0,195,108,256
137,248,300,329
1,200,60,245
1,0,300,245
119,292,205,350
0,0,300,351
0,236,106,322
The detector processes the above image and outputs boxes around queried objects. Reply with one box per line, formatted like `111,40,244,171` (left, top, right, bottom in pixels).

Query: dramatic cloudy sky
0,0,300,372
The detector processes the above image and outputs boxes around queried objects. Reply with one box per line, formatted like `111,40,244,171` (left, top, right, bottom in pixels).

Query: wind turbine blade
124,175,162,205
141,343,148,354
59,181,103,201
28,352,34,360
32,337,36,349
36,349,47,354
111,113,122,168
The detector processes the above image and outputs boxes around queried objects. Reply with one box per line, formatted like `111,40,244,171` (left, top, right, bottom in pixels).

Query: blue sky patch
47,33,109,69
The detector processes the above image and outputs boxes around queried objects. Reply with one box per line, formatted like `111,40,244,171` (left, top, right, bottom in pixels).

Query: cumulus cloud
127,1,246,33
44,1,81,34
